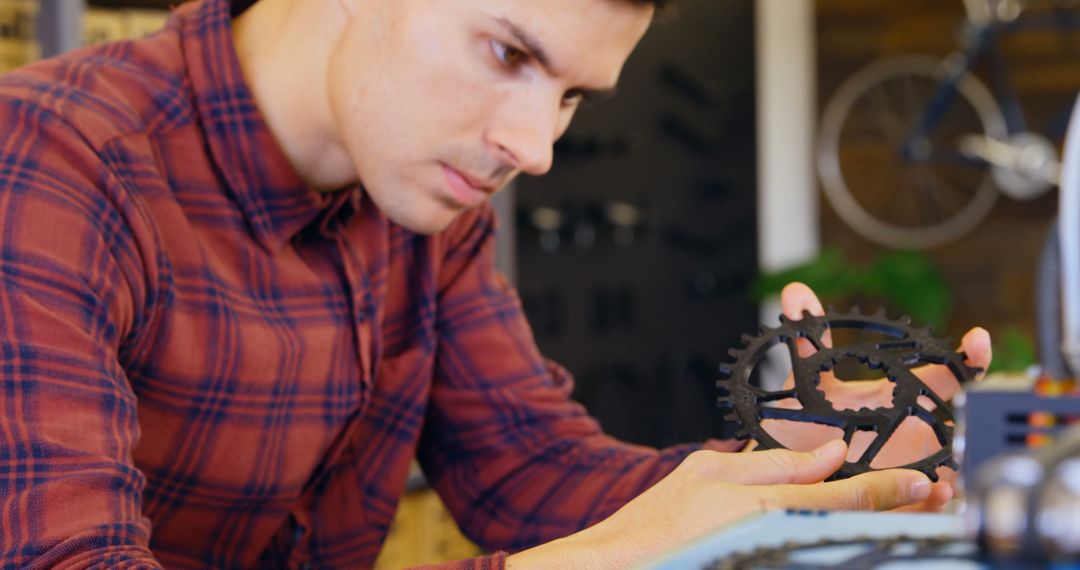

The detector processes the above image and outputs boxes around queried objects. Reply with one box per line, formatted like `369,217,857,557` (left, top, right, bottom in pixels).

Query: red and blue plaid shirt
0,0,738,567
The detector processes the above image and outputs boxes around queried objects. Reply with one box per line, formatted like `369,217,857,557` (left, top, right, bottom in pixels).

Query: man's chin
388,208,463,235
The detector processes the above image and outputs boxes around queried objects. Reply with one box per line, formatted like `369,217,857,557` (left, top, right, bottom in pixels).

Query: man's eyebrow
494,17,619,101
495,17,552,69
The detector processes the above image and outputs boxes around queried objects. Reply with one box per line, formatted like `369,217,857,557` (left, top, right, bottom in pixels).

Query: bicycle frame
904,2,1079,159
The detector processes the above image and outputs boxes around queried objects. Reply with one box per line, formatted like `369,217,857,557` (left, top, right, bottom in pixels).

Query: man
0,0,990,567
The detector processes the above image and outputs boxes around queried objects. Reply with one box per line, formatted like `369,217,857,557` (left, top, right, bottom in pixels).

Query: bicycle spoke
919,165,954,218
897,74,929,130
942,168,982,200
846,97,885,143
925,148,985,168
935,172,972,215
867,87,908,143
884,175,911,218
913,167,943,225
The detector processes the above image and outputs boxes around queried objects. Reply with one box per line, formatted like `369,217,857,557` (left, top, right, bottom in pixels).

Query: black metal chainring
703,534,976,570
716,308,980,481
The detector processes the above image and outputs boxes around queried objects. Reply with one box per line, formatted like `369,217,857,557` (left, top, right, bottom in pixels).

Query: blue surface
641,510,966,569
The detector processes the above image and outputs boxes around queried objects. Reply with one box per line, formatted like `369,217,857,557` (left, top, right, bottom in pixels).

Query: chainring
717,308,980,481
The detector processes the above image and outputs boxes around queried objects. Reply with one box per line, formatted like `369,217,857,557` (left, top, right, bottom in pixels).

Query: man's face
326,0,654,234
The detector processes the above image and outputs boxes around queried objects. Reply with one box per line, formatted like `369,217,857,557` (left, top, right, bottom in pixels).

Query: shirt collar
178,0,358,250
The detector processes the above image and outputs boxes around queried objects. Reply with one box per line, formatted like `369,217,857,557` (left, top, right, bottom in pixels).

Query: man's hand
754,282,992,512
506,440,933,569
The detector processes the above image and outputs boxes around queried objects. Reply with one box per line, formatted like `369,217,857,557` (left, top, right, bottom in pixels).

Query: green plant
753,247,951,329
987,325,1036,374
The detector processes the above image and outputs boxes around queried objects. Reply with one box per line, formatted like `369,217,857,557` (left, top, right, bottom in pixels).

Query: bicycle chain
717,308,981,481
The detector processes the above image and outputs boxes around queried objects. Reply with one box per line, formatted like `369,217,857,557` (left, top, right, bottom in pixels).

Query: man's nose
487,98,559,177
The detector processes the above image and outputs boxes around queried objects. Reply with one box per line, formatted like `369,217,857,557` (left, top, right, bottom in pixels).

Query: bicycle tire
818,55,1008,249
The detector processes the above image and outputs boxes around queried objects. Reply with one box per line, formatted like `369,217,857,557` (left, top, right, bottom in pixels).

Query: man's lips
441,164,497,208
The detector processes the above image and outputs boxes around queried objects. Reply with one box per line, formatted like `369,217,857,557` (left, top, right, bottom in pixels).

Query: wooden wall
816,0,1080,357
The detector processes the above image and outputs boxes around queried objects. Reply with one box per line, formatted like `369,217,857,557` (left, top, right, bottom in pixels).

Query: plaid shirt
0,0,738,567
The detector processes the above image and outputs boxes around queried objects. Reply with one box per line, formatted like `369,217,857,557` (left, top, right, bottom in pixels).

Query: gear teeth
717,304,961,483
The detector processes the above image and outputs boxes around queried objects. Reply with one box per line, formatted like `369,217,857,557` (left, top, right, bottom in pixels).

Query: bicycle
817,0,1079,249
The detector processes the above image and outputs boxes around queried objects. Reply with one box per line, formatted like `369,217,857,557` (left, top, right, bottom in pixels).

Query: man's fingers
780,282,828,357
689,440,848,485
960,326,992,375
891,480,953,513
764,468,933,512
780,282,825,319
914,326,993,399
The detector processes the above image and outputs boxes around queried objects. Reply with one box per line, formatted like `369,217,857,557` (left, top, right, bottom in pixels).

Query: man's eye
492,40,527,68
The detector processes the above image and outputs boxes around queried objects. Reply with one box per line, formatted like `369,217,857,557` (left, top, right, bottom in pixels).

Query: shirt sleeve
418,203,742,553
0,97,163,567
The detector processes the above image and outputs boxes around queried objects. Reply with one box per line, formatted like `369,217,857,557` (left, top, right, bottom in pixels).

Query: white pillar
38,0,85,57
755,0,818,387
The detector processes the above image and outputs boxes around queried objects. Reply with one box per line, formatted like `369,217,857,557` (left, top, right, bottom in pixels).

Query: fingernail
910,477,932,501
812,440,844,458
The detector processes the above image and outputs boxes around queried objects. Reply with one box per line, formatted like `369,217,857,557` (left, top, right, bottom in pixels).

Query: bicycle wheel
818,55,1008,249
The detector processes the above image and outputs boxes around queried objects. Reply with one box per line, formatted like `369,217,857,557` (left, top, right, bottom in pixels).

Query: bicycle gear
717,308,981,481
704,534,974,570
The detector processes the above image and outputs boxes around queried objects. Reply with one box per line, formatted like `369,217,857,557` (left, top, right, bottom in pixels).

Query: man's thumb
770,468,934,512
